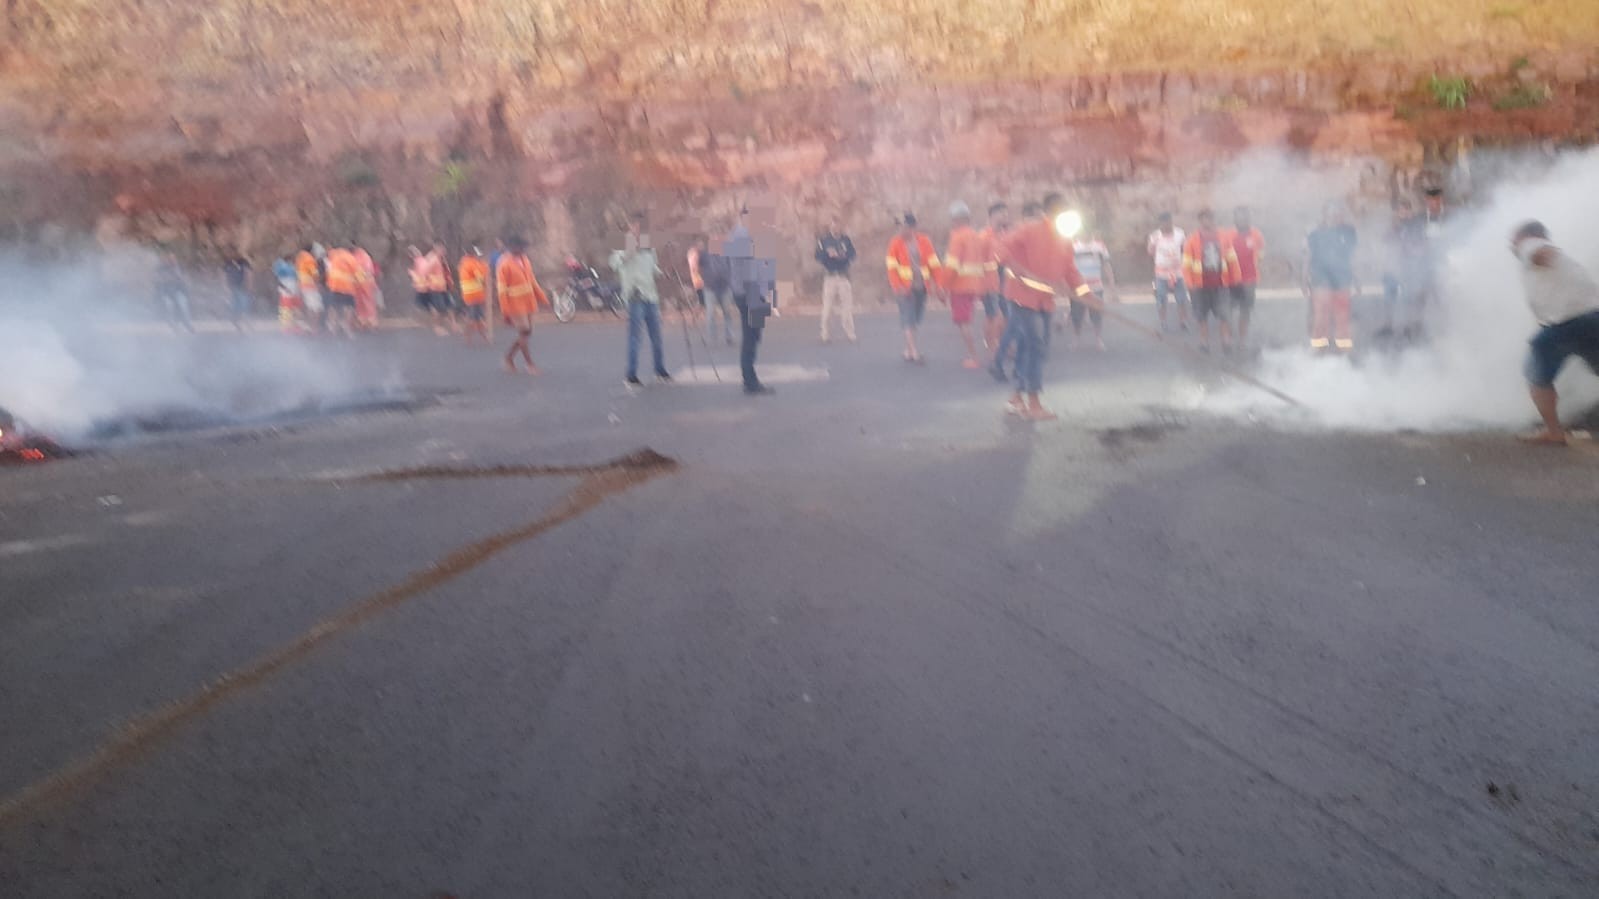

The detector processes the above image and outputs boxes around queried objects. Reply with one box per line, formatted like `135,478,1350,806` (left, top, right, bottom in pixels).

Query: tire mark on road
0,450,678,828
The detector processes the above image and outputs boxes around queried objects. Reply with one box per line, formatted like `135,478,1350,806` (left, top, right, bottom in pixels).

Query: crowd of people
151,181,1599,441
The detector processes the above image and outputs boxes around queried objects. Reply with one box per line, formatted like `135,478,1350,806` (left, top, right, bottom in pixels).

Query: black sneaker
624,376,643,386
988,365,1008,384
655,372,673,383
744,384,776,396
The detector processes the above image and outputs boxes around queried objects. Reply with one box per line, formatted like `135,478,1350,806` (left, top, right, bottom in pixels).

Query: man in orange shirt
885,212,942,364
979,202,1011,366
941,201,987,369
496,235,548,375
323,240,361,339
1182,208,1242,354
996,193,1093,421
295,244,324,329
458,243,490,343
1223,206,1266,346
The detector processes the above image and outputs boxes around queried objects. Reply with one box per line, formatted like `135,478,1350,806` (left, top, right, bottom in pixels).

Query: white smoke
0,244,368,443
1205,147,1599,431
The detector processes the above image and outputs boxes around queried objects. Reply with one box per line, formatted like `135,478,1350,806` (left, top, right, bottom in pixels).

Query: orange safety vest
325,248,359,294
1182,230,1242,289
885,232,941,294
295,251,319,290
458,255,488,304
496,253,547,315
998,219,1091,312
941,225,991,295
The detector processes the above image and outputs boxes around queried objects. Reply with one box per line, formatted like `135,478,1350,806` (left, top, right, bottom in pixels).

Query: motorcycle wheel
607,290,628,318
553,287,578,323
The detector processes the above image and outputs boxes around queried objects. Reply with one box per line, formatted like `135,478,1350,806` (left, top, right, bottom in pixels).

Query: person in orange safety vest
323,241,361,338
1182,208,1242,354
996,192,1093,421
496,234,548,375
458,243,490,344
941,201,990,369
885,212,943,364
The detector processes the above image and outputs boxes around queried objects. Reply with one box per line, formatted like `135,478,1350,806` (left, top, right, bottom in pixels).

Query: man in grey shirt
613,212,672,386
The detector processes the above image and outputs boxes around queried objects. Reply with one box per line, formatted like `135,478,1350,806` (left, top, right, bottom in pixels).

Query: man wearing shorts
1304,203,1359,353
1070,227,1115,351
885,213,942,364
941,201,987,369
1511,220,1599,446
1183,209,1240,354
1224,206,1265,345
1148,212,1189,332
496,235,548,375
980,202,1011,365
323,241,360,338
458,243,490,343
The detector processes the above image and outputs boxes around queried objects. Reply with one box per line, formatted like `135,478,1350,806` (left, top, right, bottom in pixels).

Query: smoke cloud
1202,147,1599,431
0,244,371,443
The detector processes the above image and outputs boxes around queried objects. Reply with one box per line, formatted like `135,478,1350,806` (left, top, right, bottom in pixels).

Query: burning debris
0,407,73,465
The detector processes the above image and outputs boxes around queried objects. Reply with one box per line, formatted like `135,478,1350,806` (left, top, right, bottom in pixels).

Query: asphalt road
2,299,1598,898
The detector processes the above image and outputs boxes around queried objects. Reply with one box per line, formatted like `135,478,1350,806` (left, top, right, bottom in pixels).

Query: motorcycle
553,256,626,322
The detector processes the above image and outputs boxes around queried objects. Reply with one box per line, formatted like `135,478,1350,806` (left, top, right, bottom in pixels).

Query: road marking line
0,451,677,828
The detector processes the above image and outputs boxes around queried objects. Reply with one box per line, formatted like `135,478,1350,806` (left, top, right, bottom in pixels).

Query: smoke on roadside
1202,147,1599,432
0,244,369,443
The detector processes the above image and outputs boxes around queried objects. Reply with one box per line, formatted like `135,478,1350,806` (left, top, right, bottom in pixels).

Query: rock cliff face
3,1,1598,290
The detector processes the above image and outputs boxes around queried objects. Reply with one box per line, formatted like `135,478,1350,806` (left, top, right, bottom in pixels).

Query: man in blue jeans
612,213,672,386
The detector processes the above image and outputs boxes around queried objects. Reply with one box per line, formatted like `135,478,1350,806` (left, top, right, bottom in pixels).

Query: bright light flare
1054,210,1084,239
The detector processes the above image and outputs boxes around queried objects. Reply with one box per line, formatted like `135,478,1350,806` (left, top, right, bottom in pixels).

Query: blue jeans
1012,306,1051,394
1154,277,1189,315
627,299,668,379
990,299,1022,375
705,287,735,343
1525,310,1599,387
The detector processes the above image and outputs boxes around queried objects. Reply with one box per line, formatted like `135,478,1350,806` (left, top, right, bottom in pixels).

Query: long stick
1013,264,1303,408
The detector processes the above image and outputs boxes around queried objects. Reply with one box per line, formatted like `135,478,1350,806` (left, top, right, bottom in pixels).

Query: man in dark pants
725,209,774,395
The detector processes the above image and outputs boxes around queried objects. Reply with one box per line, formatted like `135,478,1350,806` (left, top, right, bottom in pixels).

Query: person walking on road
614,213,672,386
727,208,774,395
458,244,490,344
886,213,942,364
496,235,547,375
224,252,252,332
700,230,737,346
1224,207,1265,346
273,255,305,333
980,202,1011,363
942,201,988,368
1305,203,1359,353
817,218,858,344
1070,226,1115,351
295,244,323,331
997,193,1093,421
323,241,361,339
989,201,1033,382
1183,208,1241,354
1148,212,1190,332
1510,220,1599,446
352,243,380,330
155,250,195,333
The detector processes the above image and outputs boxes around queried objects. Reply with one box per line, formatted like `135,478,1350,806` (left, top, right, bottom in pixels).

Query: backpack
702,253,732,292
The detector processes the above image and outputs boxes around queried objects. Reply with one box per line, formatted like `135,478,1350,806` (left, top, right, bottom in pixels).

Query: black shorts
463,302,485,321
1230,284,1257,311
327,291,356,311
416,291,449,312
1192,286,1229,323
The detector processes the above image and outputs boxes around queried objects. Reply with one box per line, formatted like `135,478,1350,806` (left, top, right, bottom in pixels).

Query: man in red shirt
1225,206,1266,345
1182,208,1241,354
996,192,1093,421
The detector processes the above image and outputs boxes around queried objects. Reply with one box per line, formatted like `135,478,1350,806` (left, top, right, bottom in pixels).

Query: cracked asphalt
2,302,1597,898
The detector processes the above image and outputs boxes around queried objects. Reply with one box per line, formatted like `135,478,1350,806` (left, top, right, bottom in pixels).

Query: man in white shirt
1147,212,1190,332
1512,220,1599,446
